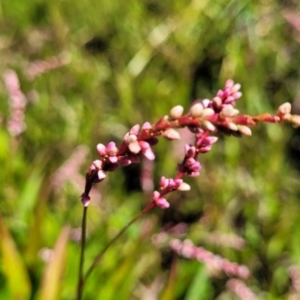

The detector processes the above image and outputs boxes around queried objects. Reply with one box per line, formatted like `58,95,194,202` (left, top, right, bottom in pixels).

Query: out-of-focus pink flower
170,239,251,279
3,69,27,136
227,279,258,300
140,159,154,194
25,53,70,80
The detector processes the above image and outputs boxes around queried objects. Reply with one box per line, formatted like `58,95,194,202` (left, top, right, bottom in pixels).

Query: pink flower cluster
25,53,70,80
170,239,251,279
227,279,258,300
152,177,191,209
3,70,27,137
81,79,300,208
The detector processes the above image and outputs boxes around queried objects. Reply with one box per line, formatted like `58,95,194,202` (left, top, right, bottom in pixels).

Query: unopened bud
162,128,181,140
228,122,238,131
221,105,239,117
289,115,300,128
201,108,215,117
231,83,241,93
202,120,216,131
277,102,292,116
178,182,191,191
124,133,137,144
190,103,204,117
170,105,184,119
128,141,141,153
202,99,211,108
238,125,252,136
212,97,222,107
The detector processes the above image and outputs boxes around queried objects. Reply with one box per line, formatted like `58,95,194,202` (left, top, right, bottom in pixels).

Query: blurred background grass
1,0,300,299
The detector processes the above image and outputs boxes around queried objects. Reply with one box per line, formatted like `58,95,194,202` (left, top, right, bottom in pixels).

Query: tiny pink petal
225,79,234,89
143,148,155,160
106,142,118,155
139,140,150,150
93,159,103,169
141,122,152,130
128,141,141,154
130,124,140,135
159,176,168,189
108,156,118,163
97,144,106,156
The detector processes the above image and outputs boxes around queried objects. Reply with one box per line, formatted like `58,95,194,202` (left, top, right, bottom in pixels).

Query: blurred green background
1,0,300,299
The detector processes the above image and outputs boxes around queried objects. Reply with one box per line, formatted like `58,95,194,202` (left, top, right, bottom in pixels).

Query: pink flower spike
96,144,106,156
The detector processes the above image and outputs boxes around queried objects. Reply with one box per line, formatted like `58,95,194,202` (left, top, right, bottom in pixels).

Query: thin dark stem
76,206,88,300
83,202,155,281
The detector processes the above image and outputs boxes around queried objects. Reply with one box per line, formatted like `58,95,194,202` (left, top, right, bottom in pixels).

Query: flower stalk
76,79,300,297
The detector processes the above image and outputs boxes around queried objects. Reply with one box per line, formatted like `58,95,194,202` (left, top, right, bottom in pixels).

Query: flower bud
162,128,181,140
128,141,141,153
190,103,203,117
228,122,238,131
201,108,215,117
231,83,241,93
221,105,239,117
169,105,184,119
277,102,292,116
96,144,106,156
124,133,137,144
212,97,222,107
238,125,252,136
202,120,216,131
142,122,152,130
289,115,300,128
225,79,234,89
178,182,191,191
202,99,211,108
